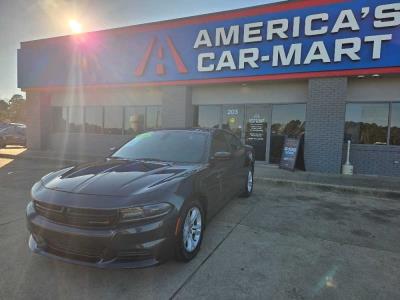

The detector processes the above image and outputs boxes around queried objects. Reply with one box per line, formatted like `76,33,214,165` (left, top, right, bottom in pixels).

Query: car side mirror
109,146,117,153
212,151,232,161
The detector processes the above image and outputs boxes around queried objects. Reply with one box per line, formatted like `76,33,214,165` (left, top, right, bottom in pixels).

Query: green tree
8,94,26,123
0,99,9,122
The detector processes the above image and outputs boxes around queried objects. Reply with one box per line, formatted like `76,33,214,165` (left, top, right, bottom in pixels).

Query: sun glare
68,19,82,34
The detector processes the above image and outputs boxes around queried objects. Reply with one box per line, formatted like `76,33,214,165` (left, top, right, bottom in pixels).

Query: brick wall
305,78,347,173
343,145,400,177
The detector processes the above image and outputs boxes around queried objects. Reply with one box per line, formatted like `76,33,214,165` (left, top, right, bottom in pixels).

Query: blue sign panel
18,0,400,88
280,137,302,171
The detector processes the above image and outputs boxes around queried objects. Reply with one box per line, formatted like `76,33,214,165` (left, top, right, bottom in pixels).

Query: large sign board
279,137,301,171
18,0,400,88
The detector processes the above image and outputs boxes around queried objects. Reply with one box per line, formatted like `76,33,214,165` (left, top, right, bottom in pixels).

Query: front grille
46,243,102,263
34,201,119,228
117,249,152,259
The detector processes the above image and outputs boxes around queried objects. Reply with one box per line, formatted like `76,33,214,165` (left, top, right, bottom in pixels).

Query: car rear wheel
241,168,254,198
175,201,204,262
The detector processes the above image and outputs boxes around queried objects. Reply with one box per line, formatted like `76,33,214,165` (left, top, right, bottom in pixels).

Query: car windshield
0,126,10,133
111,130,208,163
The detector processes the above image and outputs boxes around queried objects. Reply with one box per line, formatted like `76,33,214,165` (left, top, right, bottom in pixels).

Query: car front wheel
241,168,254,198
175,201,204,262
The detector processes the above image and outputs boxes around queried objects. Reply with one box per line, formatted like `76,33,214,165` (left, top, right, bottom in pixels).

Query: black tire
175,200,205,262
241,167,254,198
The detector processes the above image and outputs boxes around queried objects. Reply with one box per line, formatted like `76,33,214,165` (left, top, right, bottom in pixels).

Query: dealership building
18,0,400,176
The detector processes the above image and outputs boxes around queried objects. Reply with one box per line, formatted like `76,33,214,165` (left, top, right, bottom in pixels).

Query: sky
0,0,280,100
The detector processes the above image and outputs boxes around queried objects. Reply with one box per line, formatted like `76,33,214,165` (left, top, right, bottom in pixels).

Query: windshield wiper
109,157,173,164
135,158,166,162
136,158,176,165
107,156,132,162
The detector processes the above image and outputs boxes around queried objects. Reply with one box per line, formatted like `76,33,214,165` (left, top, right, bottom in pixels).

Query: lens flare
68,20,82,34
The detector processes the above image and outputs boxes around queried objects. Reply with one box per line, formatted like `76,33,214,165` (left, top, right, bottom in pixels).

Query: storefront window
52,107,68,133
270,104,306,164
146,106,162,129
84,106,103,134
390,103,400,146
68,106,84,133
222,105,244,139
104,106,123,135
198,105,221,128
345,103,389,145
125,106,145,136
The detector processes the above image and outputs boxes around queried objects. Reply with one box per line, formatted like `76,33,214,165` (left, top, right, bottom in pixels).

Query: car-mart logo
134,36,188,77
135,3,398,78
193,4,398,73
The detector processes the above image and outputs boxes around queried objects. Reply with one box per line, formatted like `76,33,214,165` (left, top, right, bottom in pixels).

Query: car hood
42,159,197,197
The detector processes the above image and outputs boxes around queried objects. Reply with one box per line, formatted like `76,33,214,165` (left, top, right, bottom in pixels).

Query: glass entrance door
222,105,245,140
245,105,269,161
194,103,306,163
270,104,306,164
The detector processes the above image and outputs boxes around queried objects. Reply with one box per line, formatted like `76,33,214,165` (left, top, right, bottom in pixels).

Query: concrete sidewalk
255,164,400,199
2,148,400,199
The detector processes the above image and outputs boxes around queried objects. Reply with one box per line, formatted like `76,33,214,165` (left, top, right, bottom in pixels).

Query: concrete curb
255,176,400,200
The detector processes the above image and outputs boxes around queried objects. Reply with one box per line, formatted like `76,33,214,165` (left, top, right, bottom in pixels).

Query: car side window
225,133,242,152
211,132,230,154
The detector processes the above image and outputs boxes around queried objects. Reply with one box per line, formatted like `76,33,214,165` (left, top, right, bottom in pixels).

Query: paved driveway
1,148,400,300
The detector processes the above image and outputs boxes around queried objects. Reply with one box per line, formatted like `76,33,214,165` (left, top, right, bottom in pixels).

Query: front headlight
119,203,172,223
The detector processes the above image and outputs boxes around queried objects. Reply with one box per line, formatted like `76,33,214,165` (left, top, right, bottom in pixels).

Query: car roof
9,123,26,128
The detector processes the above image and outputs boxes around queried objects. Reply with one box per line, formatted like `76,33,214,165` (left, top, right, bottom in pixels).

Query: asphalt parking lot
1,147,400,300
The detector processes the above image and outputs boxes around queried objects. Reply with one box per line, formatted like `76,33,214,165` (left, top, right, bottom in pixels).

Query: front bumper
26,202,177,269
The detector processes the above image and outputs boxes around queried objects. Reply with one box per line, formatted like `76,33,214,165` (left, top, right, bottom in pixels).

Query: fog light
31,233,46,248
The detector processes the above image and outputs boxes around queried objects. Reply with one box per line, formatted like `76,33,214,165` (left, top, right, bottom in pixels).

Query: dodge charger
26,128,255,268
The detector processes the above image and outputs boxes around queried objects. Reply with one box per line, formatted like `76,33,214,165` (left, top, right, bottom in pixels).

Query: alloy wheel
247,170,253,193
183,207,202,253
